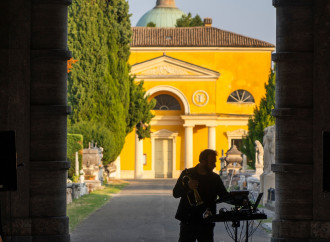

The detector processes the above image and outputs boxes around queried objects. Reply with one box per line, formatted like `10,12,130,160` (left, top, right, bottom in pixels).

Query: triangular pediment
226,129,248,137
152,129,178,138
131,55,220,79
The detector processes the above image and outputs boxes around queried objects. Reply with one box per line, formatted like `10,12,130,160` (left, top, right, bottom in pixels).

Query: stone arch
146,85,190,114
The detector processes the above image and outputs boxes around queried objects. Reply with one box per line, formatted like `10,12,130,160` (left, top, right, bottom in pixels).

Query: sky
127,0,276,45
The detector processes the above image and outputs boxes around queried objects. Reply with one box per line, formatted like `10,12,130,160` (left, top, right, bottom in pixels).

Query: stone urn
225,145,243,173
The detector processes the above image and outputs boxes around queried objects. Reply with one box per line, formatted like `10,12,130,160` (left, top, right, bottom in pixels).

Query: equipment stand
232,220,240,242
232,220,249,242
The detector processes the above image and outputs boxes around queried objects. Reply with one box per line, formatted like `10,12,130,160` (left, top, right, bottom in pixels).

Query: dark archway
1,0,330,241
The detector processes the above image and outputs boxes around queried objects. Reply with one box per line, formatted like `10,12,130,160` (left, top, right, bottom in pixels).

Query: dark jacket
173,165,229,224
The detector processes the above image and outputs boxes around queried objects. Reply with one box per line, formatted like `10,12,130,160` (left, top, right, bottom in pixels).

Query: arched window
153,94,181,110
227,90,255,103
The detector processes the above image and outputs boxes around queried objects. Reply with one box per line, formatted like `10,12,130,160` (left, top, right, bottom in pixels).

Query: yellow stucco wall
119,48,273,177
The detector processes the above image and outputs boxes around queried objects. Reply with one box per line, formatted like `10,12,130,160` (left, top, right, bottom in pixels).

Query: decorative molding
272,52,313,62
226,129,248,137
31,49,72,60
30,161,71,170
272,0,313,8
181,115,218,127
131,55,220,79
271,108,313,118
226,129,248,149
33,0,72,5
150,115,183,126
31,105,71,115
271,163,312,174
151,129,178,138
192,90,209,107
137,79,216,82
146,85,190,114
181,114,249,127
143,65,189,75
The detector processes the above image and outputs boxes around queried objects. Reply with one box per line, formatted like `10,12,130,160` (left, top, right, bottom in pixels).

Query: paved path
71,179,271,242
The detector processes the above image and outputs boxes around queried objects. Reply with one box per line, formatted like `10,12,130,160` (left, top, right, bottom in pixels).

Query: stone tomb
82,143,104,192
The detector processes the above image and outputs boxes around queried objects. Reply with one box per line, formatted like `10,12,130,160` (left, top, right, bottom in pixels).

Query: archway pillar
272,0,318,240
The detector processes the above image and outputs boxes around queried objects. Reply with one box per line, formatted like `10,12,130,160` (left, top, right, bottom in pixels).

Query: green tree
68,0,155,164
241,68,276,168
127,78,156,139
67,134,83,178
68,121,117,165
146,21,156,27
176,13,203,27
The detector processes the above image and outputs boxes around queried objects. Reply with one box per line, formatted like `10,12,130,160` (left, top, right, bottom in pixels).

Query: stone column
29,1,71,241
135,132,144,179
207,126,216,150
184,125,194,168
271,0,314,241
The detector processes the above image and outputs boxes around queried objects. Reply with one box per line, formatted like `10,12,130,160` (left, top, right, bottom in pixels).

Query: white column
184,125,194,169
75,152,79,176
135,132,143,179
208,126,216,150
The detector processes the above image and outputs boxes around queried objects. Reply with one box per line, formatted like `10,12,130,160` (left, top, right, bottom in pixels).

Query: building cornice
130,47,275,52
150,113,251,126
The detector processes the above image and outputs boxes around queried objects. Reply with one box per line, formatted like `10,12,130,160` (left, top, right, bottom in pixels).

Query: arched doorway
150,92,182,178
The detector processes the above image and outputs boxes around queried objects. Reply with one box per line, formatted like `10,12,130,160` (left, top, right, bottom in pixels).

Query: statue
255,140,264,167
263,125,275,173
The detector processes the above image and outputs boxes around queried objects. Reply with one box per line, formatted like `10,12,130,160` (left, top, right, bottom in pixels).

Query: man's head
199,149,218,172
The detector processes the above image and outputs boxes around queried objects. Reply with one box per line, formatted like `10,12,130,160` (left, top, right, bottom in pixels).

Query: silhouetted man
173,149,229,242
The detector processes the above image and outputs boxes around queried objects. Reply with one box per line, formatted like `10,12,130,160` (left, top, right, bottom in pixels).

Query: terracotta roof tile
131,27,275,48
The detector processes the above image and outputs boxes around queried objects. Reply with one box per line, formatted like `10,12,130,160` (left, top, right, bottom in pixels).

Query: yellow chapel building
115,0,275,179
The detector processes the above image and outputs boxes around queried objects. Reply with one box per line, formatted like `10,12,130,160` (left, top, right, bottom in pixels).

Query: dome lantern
136,0,185,28
156,0,176,8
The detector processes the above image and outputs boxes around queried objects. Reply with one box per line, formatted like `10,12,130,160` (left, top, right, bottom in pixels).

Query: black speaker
324,131,330,192
0,131,17,191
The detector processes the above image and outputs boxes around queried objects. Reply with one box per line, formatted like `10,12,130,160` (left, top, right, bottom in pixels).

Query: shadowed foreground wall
272,0,330,241
0,0,71,241
0,0,330,241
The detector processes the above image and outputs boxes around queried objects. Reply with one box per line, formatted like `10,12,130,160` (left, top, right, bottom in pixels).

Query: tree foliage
176,13,203,27
68,121,117,165
127,79,156,139
67,134,83,178
241,68,276,168
68,0,155,164
146,22,156,27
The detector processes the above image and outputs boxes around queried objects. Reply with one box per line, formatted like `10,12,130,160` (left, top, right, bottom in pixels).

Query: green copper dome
136,0,185,28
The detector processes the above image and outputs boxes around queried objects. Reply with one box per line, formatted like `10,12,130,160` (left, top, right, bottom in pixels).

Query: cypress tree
241,68,276,168
68,0,155,164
